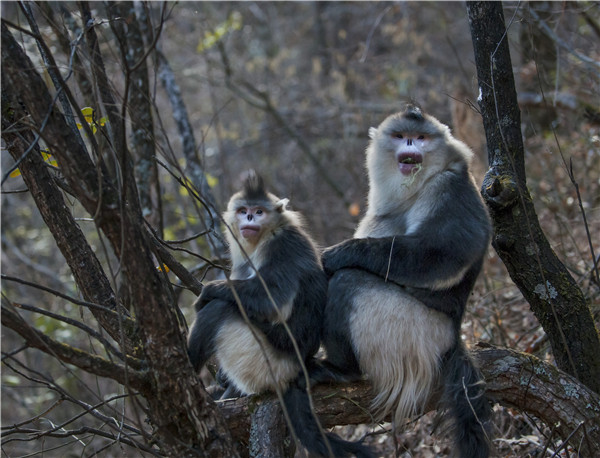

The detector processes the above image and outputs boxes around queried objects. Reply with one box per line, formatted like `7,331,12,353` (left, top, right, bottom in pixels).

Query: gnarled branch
215,346,600,456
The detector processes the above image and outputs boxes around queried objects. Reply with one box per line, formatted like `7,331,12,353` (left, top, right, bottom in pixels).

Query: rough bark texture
466,1,600,393
248,403,295,458
474,345,600,455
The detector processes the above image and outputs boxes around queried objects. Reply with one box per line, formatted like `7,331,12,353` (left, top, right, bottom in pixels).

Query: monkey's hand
322,239,368,277
194,281,227,311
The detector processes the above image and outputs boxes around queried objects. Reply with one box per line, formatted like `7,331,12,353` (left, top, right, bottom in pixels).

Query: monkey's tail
439,343,492,458
283,383,375,458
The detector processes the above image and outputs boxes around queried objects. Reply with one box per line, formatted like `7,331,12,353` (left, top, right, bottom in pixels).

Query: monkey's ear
275,198,289,213
368,127,378,139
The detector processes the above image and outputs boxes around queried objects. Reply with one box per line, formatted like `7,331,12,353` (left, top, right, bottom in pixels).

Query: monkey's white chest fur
215,319,300,395
349,276,454,424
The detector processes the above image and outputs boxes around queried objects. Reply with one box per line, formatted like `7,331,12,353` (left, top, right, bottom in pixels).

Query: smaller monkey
188,171,373,458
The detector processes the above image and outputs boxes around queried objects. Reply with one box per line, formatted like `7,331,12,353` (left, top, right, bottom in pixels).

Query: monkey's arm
198,230,311,323
402,260,484,318
194,281,228,311
198,272,298,323
324,177,490,290
323,218,489,291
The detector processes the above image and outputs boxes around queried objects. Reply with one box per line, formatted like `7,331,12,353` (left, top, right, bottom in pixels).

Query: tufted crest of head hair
242,170,269,202
403,103,424,122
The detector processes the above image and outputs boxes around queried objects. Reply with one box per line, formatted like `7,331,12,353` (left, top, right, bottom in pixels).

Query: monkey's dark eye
417,135,425,140
238,208,247,215
256,209,263,215
393,133,404,139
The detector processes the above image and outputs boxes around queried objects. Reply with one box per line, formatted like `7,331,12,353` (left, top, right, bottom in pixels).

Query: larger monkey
317,105,492,457
188,172,373,457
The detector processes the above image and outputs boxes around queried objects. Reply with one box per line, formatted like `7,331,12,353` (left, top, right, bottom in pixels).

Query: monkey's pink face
236,206,268,242
391,133,427,176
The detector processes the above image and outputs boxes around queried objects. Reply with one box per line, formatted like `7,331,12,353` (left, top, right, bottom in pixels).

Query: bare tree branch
0,93,136,354
0,274,136,323
154,46,228,259
216,42,349,204
5,299,135,366
474,345,600,456
527,7,600,77
0,360,157,456
1,20,125,255
2,16,239,455
1,301,148,389
144,224,204,296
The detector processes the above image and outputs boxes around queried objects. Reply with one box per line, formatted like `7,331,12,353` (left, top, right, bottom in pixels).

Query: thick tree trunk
466,1,600,393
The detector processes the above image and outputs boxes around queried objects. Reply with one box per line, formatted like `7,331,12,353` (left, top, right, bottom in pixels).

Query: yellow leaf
163,227,180,242
205,173,218,188
179,177,191,197
156,264,170,273
215,25,226,38
8,150,57,178
81,107,94,124
197,13,243,53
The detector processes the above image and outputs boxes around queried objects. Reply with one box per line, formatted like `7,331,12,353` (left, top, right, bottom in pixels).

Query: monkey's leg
212,368,243,400
219,383,243,400
312,269,363,385
187,299,236,371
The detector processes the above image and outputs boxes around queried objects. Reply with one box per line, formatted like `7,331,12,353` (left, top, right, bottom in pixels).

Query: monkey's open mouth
396,153,423,175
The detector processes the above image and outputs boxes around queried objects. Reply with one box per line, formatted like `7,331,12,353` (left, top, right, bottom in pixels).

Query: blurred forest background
1,1,599,457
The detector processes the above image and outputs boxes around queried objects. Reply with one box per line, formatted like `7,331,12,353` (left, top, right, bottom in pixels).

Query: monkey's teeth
396,153,422,165
396,153,422,176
